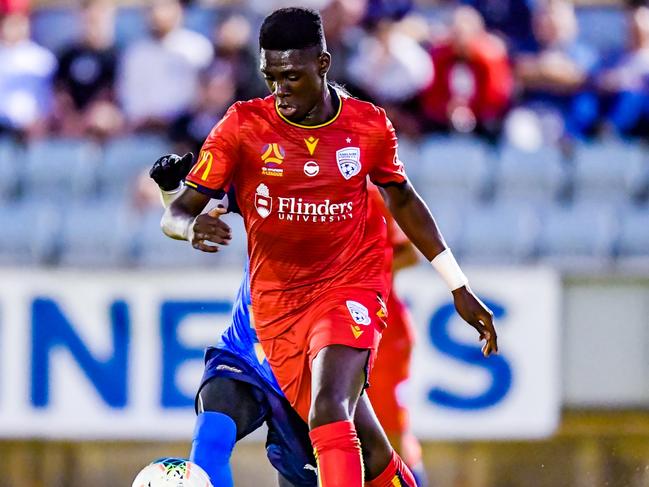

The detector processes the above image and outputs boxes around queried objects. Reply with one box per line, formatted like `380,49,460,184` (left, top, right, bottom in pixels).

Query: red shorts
258,287,387,422
367,291,415,434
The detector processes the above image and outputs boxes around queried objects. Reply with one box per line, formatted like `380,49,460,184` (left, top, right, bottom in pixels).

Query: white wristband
430,249,468,291
160,210,198,243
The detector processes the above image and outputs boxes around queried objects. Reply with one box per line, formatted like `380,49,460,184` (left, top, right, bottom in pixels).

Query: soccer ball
132,457,213,487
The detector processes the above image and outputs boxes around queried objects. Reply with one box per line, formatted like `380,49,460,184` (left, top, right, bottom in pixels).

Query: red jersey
185,90,407,338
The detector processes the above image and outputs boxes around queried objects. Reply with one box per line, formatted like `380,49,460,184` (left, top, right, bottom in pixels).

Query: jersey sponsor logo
336,147,362,180
277,197,353,222
253,184,354,222
261,143,285,177
346,300,371,325
304,136,319,155
255,183,272,218
191,151,213,181
303,161,319,177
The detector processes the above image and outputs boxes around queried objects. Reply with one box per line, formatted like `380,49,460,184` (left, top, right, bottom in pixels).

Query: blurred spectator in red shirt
52,0,123,139
0,0,28,15
595,4,649,138
0,10,56,138
117,0,213,132
418,6,512,139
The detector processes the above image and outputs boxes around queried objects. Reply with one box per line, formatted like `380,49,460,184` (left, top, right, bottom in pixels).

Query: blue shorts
196,347,317,487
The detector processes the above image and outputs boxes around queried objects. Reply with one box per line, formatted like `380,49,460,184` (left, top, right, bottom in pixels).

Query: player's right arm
161,103,241,252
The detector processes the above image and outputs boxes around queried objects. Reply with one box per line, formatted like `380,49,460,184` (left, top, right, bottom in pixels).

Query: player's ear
318,51,331,77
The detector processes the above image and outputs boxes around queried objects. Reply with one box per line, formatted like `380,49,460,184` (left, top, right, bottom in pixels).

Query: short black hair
259,7,325,52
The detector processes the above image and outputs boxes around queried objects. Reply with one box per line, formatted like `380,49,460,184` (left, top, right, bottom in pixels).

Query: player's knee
192,411,237,453
308,390,351,428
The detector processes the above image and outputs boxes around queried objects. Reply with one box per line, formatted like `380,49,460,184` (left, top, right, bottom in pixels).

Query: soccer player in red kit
162,7,497,487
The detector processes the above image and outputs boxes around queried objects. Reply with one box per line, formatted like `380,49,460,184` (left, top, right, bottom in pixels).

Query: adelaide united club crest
336,147,361,180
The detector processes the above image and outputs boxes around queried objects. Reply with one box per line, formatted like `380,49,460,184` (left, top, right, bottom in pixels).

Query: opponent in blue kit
150,153,317,487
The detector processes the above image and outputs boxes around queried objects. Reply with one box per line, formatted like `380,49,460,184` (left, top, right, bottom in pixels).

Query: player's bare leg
308,345,369,486
354,395,419,486
308,345,418,486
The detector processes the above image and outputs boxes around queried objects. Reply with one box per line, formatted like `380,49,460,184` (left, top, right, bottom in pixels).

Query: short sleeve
184,103,240,198
368,109,407,187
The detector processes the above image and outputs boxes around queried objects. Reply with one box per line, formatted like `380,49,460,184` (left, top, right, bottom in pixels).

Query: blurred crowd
0,0,648,154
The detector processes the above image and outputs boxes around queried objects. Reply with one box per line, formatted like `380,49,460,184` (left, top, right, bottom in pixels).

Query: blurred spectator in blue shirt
52,0,122,139
117,0,213,132
595,4,649,138
0,10,56,138
461,0,536,53
511,0,598,144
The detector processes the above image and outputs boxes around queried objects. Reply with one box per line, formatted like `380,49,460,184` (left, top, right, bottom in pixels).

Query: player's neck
300,84,339,127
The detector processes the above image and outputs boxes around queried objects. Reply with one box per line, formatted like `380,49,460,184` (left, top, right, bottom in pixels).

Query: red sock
365,450,418,487
309,420,364,487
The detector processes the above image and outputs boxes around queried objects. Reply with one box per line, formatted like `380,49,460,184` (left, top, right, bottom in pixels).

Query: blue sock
190,412,237,487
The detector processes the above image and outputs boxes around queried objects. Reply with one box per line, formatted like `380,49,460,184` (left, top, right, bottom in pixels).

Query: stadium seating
538,202,618,270
494,144,567,206
572,141,646,204
414,136,492,205
458,202,541,265
0,138,20,202
0,132,645,269
23,138,101,202
98,135,171,198
57,199,134,267
0,200,59,266
616,204,649,269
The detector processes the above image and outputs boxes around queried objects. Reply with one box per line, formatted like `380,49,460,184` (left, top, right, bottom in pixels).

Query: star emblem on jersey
346,300,371,325
336,147,361,180
304,136,319,155
261,143,285,177
304,161,319,177
255,183,273,218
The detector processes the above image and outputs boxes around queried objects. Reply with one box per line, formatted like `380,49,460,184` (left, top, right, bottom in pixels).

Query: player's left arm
380,181,498,357
370,108,497,356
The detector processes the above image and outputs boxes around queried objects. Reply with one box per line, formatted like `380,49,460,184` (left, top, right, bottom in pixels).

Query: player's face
260,47,330,123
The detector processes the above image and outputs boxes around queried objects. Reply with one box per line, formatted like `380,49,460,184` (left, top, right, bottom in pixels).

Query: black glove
149,152,194,191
